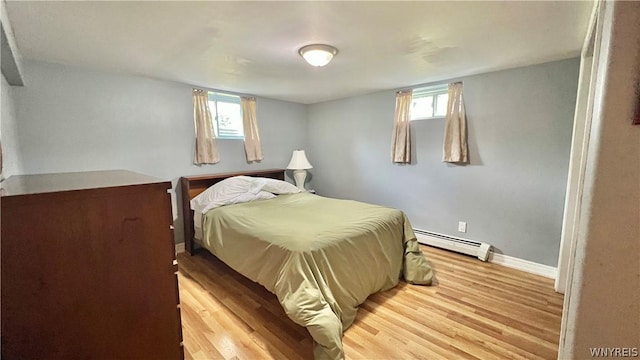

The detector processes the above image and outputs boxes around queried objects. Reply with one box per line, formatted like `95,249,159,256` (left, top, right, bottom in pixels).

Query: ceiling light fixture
298,44,338,67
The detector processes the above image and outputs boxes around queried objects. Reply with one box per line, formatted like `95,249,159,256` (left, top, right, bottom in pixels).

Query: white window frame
207,92,244,139
410,84,449,121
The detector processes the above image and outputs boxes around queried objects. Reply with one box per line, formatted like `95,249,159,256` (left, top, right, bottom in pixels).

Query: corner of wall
1,72,23,178
1,0,25,86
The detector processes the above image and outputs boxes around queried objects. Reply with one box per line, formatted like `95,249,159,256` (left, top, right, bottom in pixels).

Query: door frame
555,1,601,294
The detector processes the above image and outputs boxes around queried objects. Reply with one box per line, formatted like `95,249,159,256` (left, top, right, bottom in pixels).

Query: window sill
410,116,446,121
216,136,245,140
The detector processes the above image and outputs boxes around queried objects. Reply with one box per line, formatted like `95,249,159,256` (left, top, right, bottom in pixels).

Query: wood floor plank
178,245,563,359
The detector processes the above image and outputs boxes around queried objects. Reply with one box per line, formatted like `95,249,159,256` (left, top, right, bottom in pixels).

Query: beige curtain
443,82,468,163
241,96,263,162
391,90,412,163
193,89,220,164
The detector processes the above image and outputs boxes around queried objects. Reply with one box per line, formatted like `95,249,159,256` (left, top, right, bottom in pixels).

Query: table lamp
287,150,313,190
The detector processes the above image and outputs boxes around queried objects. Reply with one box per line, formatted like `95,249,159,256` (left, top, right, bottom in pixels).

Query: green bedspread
200,193,433,359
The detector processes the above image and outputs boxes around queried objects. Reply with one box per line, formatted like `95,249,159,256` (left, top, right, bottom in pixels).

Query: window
208,92,244,139
410,84,449,120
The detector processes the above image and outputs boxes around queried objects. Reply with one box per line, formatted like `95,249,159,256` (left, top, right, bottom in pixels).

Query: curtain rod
192,87,256,99
397,80,464,94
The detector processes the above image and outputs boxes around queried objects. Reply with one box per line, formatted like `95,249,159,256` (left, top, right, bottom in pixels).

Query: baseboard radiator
414,229,493,262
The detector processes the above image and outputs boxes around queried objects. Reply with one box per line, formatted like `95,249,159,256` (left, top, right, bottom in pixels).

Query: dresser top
1,170,169,197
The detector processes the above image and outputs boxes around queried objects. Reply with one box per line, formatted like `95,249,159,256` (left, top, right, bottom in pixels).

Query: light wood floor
177,245,563,360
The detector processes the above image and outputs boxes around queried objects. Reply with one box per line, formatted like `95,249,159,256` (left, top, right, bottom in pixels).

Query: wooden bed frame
180,169,286,255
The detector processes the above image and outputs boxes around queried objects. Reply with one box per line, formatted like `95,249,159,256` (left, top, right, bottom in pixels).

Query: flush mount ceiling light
298,44,338,67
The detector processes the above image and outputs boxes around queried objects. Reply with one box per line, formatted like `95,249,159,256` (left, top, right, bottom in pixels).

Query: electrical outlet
458,221,467,233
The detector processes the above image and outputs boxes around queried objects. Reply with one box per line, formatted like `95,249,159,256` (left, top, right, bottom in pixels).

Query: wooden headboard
180,169,286,255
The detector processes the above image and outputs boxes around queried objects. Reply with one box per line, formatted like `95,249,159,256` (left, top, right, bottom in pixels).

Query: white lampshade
298,44,338,67
287,150,313,170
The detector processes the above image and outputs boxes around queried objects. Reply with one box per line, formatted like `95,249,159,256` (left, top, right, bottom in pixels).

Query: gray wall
307,58,579,266
1,74,22,178
12,60,307,243
8,58,579,265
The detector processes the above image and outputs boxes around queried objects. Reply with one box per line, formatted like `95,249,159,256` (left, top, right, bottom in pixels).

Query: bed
180,169,433,360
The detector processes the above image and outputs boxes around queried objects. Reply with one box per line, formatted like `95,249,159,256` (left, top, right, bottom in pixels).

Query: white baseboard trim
488,252,557,279
175,242,185,254
418,239,557,279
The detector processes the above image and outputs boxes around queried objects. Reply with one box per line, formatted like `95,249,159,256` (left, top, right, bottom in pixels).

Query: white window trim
410,84,448,121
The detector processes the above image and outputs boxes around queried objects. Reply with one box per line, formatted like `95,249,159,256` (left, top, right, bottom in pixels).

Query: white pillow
190,176,251,212
190,176,275,213
195,189,275,214
189,175,300,214
253,177,302,194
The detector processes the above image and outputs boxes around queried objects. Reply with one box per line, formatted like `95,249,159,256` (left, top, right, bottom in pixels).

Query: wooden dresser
1,170,183,359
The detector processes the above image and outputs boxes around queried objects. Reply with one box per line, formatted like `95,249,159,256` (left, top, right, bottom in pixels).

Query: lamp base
293,169,307,190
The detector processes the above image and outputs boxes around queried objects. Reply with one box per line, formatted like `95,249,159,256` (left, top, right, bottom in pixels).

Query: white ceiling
5,1,593,104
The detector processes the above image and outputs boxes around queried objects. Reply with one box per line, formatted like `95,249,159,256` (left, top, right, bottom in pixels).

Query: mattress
199,192,433,359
